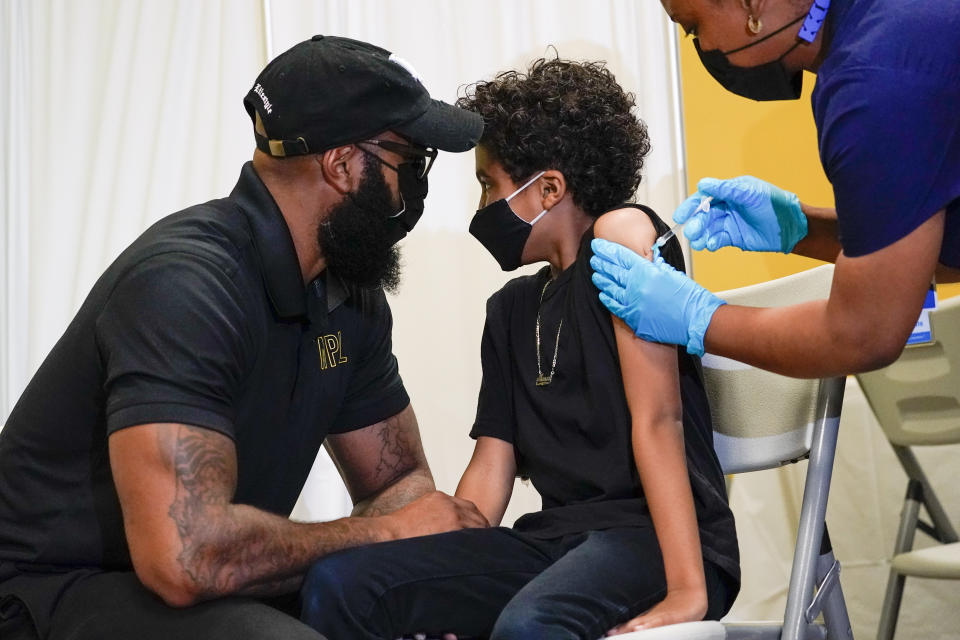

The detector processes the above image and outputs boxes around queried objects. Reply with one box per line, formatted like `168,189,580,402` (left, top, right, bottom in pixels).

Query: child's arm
455,436,517,527
595,210,708,635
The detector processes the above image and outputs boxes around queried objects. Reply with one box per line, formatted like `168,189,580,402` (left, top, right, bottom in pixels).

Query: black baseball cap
243,35,483,157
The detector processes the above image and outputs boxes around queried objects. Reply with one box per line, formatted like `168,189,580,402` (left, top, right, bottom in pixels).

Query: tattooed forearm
351,467,434,517
373,415,416,485
162,425,388,601
341,408,434,517
166,425,260,596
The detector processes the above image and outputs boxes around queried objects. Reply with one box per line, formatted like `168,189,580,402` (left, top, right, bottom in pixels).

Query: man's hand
383,491,490,540
606,586,708,635
676,176,807,253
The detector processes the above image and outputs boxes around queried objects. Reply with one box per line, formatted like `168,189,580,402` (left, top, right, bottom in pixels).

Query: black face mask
695,13,806,102
469,172,547,271
385,162,429,246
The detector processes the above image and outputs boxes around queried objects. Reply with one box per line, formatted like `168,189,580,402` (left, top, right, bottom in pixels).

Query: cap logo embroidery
253,83,273,114
388,53,423,84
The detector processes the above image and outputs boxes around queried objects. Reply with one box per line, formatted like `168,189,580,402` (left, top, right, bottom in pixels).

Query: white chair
619,264,853,640
855,295,960,640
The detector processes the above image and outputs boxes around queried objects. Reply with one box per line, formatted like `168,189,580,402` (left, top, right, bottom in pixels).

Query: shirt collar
325,270,349,312
229,162,307,319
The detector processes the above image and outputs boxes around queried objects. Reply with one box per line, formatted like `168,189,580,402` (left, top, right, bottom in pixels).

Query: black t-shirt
0,162,409,571
470,204,740,586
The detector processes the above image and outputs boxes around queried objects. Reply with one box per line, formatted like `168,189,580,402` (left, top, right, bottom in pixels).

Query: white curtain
0,0,688,521
0,0,266,422
1,0,30,422
4,1,957,637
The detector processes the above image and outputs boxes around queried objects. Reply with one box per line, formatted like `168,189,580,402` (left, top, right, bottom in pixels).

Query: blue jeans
300,526,733,640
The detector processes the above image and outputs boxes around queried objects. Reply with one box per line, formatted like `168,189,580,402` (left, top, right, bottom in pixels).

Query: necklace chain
535,278,562,387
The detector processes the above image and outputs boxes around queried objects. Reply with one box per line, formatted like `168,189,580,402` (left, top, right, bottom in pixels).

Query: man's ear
317,145,358,195
540,170,567,211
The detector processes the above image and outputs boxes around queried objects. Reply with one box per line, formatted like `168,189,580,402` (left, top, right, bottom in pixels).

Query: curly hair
456,56,651,218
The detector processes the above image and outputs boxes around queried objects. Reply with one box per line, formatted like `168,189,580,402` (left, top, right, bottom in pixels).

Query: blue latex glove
590,239,725,356
674,176,807,253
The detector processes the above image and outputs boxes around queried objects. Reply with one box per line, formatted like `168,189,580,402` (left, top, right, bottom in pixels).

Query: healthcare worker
591,0,960,378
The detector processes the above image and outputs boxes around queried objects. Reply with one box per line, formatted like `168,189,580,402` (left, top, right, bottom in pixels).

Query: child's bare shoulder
594,207,656,259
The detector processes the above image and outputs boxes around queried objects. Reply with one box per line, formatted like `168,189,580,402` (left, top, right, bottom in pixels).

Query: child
300,57,739,640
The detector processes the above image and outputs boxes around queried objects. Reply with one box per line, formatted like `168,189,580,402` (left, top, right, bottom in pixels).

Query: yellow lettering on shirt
317,331,348,370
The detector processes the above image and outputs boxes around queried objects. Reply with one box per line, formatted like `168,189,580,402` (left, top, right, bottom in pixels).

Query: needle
652,196,712,251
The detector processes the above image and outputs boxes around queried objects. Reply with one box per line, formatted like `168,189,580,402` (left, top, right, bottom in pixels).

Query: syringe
652,196,712,251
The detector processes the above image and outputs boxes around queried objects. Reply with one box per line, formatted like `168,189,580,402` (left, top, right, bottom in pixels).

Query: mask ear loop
528,209,549,225
388,199,407,219
388,164,421,220
777,40,804,62
505,171,549,225
505,171,547,202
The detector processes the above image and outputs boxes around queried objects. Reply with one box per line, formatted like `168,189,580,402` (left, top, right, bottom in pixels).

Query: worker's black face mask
695,14,806,102
384,163,428,246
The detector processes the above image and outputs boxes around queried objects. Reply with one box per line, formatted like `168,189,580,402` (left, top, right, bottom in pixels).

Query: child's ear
541,170,566,210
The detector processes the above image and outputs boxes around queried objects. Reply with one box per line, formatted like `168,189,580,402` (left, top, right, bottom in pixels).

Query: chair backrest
856,294,960,446
701,265,840,474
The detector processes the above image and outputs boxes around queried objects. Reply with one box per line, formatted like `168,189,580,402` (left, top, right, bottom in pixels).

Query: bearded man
0,35,485,640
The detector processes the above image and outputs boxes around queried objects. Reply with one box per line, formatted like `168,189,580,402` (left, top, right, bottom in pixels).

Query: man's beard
317,155,403,293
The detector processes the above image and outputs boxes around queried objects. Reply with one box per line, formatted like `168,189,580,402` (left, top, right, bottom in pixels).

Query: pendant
535,374,553,387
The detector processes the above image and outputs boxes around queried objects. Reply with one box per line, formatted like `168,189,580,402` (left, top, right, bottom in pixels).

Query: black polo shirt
470,205,740,588
0,162,409,572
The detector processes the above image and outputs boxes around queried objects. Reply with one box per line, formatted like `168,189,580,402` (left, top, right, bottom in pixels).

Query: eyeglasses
357,139,438,180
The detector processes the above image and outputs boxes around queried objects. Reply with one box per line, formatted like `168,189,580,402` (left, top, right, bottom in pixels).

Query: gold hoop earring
747,15,763,34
